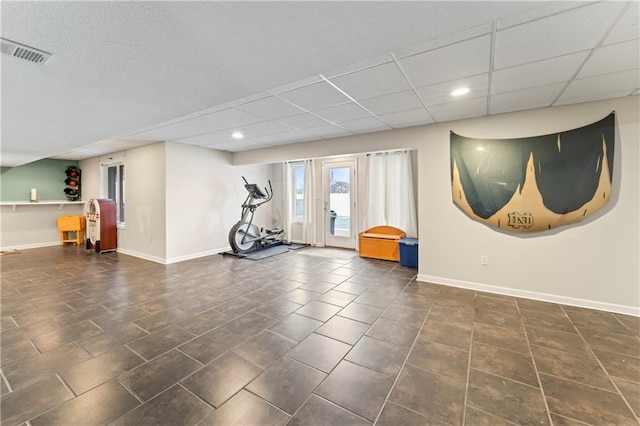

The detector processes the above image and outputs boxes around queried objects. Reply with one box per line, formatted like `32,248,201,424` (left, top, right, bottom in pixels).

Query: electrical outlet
481,255,489,266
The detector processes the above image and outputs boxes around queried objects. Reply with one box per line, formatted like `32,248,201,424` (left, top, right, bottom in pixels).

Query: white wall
78,157,100,201
115,143,167,262
233,96,639,314
0,203,84,250
164,142,276,263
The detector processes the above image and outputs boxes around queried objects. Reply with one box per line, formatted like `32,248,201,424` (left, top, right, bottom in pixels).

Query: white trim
117,246,231,265
115,248,166,265
165,247,231,265
418,274,640,317
0,241,62,251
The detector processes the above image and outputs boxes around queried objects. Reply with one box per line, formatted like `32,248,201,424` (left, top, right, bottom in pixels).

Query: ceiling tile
240,134,290,145
428,96,487,122
184,107,267,131
322,53,392,79
225,92,270,108
190,104,229,117
339,117,391,133
306,124,354,139
210,139,271,152
603,1,640,45
329,62,411,100
490,83,564,114
313,102,372,123
124,108,217,137
124,128,189,141
399,35,491,88
270,130,319,144
174,130,234,146
276,113,332,130
234,96,306,120
492,51,588,94
268,76,324,95
578,39,640,79
52,139,155,160
497,2,591,30
277,81,351,111
494,2,626,69
395,23,492,58
239,120,296,137
491,101,552,116
556,69,640,104
128,108,265,141
416,74,488,107
359,90,423,116
173,120,295,145
51,151,97,160
378,108,434,128
555,89,636,106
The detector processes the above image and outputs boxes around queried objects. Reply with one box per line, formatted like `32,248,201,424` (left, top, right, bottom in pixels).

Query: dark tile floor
1,245,639,425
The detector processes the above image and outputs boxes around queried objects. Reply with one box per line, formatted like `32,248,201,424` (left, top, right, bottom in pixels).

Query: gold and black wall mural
450,113,615,233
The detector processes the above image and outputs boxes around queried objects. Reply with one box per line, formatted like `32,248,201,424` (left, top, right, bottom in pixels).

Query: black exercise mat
287,243,308,250
244,245,290,260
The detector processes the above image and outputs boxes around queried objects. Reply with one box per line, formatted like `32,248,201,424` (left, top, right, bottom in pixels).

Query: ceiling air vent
1,38,51,64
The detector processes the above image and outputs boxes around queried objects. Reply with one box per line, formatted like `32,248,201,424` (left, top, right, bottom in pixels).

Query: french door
322,160,356,249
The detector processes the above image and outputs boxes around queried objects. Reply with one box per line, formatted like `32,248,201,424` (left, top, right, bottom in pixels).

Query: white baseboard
117,246,231,265
115,248,166,265
417,274,640,317
165,247,230,265
0,241,61,251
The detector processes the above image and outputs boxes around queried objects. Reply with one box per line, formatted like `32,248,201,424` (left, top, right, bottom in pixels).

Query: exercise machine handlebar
241,176,273,207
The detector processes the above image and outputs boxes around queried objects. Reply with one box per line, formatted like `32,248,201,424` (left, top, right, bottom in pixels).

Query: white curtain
284,160,315,244
301,159,315,244
282,162,292,240
364,151,418,237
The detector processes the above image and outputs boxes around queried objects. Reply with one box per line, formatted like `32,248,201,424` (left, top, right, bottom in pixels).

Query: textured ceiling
1,1,638,167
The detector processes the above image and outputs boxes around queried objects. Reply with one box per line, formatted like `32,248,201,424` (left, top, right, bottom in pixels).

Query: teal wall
0,159,80,201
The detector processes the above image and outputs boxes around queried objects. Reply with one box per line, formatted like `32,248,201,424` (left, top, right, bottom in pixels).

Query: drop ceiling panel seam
496,1,601,31
390,53,438,123
550,0,635,106
2,1,638,163
320,75,388,127
487,22,498,115
394,32,492,61
269,87,350,131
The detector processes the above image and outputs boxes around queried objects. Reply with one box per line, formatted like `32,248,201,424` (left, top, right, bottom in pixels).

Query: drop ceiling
1,1,638,167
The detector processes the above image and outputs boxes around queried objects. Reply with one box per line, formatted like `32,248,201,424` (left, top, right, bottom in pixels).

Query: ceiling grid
1,1,638,165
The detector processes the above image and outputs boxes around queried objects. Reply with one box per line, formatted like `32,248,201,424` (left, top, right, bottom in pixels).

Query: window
102,162,125,225
292,164,305,222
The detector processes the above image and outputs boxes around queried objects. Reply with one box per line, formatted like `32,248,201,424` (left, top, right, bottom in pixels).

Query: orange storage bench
358,226,406,261
57,215,85,245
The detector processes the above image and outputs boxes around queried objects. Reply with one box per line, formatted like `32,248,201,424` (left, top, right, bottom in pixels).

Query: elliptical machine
228,177,284,254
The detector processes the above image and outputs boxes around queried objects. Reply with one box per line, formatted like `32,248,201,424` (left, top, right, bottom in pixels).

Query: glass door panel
323,160,356,249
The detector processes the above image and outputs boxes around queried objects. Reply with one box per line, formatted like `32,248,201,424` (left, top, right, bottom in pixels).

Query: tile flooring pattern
1,246,639,425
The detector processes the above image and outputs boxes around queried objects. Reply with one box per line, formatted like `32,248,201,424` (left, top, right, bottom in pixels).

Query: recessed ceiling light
451,87,470,97
231,131,244,139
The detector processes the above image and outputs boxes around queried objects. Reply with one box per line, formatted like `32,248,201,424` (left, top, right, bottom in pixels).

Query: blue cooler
398,238,418,268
